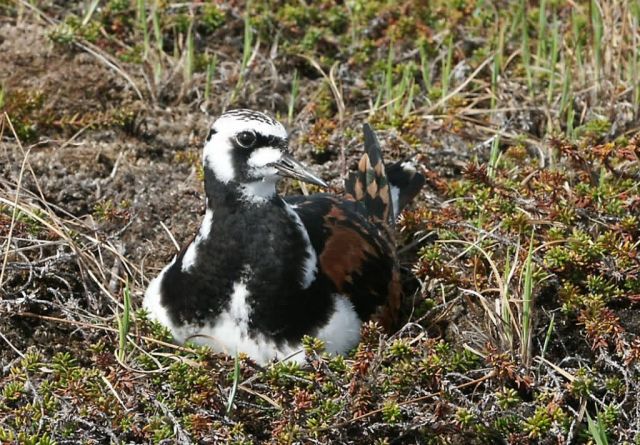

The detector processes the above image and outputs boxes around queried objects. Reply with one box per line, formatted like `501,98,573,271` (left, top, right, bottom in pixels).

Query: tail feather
345,124,425,223
386,160,425,219
345,124,394,224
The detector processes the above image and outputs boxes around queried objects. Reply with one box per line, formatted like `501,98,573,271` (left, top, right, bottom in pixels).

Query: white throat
239,179,278,204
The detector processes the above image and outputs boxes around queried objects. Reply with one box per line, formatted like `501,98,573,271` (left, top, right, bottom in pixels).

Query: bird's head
203,109,326,203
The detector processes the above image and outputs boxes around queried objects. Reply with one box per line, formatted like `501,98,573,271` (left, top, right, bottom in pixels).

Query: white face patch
283,202,318,289
247,147,282,176
248,147,282,168
203,137,235,184
203,111,287,184
246,147,282,183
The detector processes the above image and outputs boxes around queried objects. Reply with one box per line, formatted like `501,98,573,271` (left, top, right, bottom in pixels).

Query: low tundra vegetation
2,0,640,443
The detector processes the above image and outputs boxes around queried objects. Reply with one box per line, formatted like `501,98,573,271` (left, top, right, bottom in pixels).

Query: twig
0,329,25,359
160,221,181,252
535,355,575,382
237,384,282,410
100,373,128,411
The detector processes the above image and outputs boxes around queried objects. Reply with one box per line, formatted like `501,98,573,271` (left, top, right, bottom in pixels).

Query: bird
143,109,424,364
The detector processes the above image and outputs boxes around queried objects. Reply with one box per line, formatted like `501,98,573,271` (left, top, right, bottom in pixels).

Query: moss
495,387,520,410
522,406,553,439
201,4,226,32
576,118,612,142
301,117,336,156
93,199,132,223
381,400,403,424
2,89,45,141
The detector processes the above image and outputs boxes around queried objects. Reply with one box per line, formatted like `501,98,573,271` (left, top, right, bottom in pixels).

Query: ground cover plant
1,0,640,443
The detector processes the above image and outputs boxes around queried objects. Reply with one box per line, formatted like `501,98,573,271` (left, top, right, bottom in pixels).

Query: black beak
270,154,328,188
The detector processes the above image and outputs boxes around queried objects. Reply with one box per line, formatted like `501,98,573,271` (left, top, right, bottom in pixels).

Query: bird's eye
235,131,257,148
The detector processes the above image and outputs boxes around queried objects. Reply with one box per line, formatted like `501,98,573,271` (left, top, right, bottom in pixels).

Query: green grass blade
226,352,241,415
521,232,535,367
441,34,454,104
539,313,555,369
384,44,394,110
137,0,150,59
586,412,609,445
546,19,560,105
519,0,533,89
205,55,218,102
152,0,163,52
288,70,299,125
488,133,501,179
536,0,547,64
81,0,100,27
419,40,431,97
183,25,194,86
117,283,131,362
591,0,603,84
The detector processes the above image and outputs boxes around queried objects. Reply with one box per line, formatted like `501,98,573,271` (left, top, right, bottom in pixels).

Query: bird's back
287,124,425,330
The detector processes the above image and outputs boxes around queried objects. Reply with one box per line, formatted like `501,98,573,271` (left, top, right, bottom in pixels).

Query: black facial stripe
206,128,217,141
231,133,287,152
230,133,288,182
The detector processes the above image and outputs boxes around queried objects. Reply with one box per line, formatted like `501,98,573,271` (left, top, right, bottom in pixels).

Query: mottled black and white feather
144,111,425,365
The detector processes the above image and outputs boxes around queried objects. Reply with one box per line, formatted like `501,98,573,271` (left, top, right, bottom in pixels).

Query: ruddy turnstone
144,109,424,364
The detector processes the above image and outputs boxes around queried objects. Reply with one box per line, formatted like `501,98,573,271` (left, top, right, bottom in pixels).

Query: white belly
144,269,361,365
